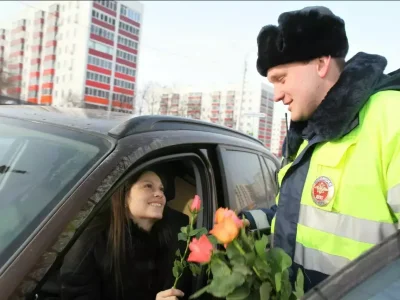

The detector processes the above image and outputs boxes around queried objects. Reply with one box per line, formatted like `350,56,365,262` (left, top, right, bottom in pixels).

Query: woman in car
60,168,191,300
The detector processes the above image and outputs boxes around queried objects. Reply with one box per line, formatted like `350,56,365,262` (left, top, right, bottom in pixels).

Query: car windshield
0,117,112,270
341,257,400,299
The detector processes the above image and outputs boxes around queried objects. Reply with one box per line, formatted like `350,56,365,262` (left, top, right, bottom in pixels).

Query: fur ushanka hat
256,6,349,77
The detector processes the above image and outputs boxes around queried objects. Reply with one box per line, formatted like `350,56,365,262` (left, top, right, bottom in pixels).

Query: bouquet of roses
172,195,304,300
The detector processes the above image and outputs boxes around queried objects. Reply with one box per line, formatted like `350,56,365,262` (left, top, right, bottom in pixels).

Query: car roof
0,105,265,147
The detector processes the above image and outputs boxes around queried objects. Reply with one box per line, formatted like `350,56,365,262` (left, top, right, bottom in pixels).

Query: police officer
240,5,400,292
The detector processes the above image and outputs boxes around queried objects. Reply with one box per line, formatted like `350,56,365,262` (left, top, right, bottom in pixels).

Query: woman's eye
144,183,152,189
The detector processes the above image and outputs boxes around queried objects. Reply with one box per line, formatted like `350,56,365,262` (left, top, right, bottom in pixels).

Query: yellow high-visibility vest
272,90,400,276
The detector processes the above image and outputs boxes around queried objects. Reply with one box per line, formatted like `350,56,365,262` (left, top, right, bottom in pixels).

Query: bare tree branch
65,92,84,108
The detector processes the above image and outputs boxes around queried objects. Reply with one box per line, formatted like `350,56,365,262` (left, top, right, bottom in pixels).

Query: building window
115,64,136,76
87,55,112,70
90,24,114,41
114,78,134,90
117,35,138,49
85,86,110,99
120,4,140,22
116,49,137,63
86,71,110,84
88,40,113,55
119,21,139,36
112,92,133,103
92,9,116,26
95,0,117,12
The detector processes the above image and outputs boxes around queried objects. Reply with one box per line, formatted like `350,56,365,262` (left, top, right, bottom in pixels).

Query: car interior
20,157,200,300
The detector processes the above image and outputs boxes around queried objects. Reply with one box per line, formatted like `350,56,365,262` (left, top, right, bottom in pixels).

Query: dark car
304,230,400,300
0,95,36,105
0,105,280,300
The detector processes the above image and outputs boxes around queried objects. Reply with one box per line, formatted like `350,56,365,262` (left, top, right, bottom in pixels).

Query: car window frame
305,231,400,300
29,151,214,299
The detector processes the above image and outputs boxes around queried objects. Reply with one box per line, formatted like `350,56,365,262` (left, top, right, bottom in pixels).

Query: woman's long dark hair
97,167,173,297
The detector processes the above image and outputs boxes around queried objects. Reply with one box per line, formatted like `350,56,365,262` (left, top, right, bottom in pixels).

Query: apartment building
140,82,279,150
0,0,143,114
271,117,287,158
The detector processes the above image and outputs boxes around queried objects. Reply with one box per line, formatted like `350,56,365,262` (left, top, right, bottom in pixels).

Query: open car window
0,117,112,271
305,231,400,300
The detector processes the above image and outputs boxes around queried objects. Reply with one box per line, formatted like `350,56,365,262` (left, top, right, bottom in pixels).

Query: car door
304,231,400,300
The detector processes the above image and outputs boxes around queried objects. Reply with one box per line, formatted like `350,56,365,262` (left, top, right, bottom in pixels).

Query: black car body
0,106,280,300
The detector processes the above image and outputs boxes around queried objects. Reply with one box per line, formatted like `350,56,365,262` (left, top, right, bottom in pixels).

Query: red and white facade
271,117,287,158
1,0,143,113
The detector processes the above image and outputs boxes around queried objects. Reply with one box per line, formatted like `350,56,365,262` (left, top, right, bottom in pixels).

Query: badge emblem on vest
311,176,334,206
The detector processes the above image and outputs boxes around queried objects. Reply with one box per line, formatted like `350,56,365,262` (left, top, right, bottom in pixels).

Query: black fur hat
256,6,349,77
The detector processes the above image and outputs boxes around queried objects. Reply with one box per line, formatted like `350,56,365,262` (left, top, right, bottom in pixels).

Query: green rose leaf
207,234,218,246
190,227,208,237
232,263,252,277
189,263,202,276
178,232,188,242
180,226,188,234
244,251,256,266
207,272,245,298
260,281,273,300
254,256,271,281
175,249,181,258
226,285,251,300
275,272,282,292
226,242,241,259
293,269,305,299
279,269,293,300
174,260,184,274
210,258,231,278
255,235,269,260
267,248,292,272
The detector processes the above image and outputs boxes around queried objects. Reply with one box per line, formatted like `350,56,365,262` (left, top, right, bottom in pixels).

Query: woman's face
126,171,166,223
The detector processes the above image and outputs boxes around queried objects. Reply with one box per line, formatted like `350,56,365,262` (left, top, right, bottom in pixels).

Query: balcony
33,32,43,38
91,17,115,32
34,18,44,25
45,40,57,47
10,38,25,47
93,2,117,17
11,26,25,35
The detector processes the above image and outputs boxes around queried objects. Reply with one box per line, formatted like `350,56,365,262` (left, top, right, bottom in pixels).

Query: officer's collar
286,52,387,153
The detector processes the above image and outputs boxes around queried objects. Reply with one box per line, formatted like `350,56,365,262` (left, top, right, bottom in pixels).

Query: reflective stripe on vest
298,204,398,245
294,242,351,275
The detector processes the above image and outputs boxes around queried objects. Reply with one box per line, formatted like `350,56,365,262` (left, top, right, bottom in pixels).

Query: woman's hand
156,288,185,300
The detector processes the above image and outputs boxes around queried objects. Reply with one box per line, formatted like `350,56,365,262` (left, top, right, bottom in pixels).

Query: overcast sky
2,1,400,117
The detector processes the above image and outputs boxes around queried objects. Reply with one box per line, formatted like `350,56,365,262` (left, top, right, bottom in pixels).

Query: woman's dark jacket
60,207,192,300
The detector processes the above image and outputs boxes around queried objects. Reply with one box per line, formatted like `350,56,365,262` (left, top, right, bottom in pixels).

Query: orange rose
210,216,239,244
214,207,244,228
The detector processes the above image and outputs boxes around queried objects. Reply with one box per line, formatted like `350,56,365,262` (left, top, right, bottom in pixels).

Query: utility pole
236,56,248,131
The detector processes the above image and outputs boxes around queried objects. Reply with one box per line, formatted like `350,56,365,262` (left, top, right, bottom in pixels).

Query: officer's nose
274,89,285,102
